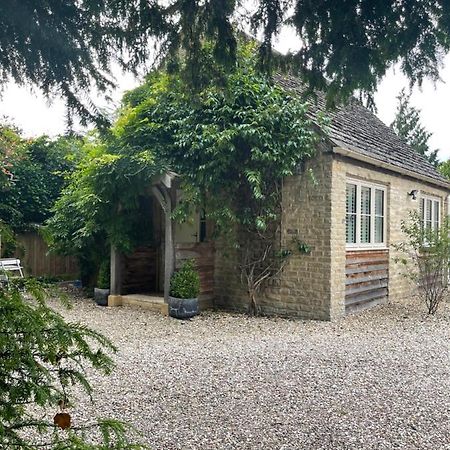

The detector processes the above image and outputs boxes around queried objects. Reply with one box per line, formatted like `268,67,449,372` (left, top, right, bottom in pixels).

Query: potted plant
168,260,200,319
94,260,110,306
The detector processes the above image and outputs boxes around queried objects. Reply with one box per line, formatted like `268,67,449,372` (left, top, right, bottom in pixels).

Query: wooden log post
110,245,122,295
152,185,174,302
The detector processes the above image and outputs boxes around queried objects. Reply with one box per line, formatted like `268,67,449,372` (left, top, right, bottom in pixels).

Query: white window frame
346,178,387,250
420,193,441,232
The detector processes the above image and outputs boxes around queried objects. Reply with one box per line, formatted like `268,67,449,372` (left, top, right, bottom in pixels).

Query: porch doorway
121,195,162,296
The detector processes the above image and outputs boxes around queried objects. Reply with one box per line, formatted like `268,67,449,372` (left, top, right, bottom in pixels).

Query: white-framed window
420,194,441,231
346,179,386,248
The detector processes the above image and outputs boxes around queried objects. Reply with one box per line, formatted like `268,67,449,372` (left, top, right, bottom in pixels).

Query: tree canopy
1,0,450,123
391,89,439,167
117,43,318,234
438,159,450,179
0,125,83,231
48,44,317,249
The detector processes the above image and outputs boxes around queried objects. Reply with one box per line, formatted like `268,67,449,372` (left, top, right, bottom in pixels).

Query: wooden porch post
110,245,122,295
152,185,174,302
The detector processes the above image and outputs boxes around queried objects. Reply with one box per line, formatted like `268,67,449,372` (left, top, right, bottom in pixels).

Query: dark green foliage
0,0,234,125
0,279,146,448
118,43,317,235
0,125,83,231
391,89,439,166
97,260,111,289
439,159,450,179
286,0,450,106
45,137,166,261
170,260,200,299
0,221,17,257
0,122,21,190
0,0,166,127
2,1,450,121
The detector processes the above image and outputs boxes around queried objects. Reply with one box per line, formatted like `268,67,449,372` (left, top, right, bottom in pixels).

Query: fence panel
14,232,78,278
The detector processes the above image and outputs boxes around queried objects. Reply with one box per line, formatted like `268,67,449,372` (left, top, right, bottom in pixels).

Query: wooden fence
14,232,78,278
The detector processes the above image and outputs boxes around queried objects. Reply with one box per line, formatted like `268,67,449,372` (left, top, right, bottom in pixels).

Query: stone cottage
214,75,450,319
108,74,450,320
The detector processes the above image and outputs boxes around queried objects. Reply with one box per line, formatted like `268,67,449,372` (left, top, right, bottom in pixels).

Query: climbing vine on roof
117,42,319,235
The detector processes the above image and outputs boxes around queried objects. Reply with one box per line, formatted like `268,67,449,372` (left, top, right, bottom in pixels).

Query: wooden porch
107,172,215,315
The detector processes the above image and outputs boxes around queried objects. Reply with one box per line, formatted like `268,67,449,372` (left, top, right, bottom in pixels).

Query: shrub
395,212,450,314
0,221,16,257
169,260,200,299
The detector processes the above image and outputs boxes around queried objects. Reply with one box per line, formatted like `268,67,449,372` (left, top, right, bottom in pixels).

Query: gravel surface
53,294,450,449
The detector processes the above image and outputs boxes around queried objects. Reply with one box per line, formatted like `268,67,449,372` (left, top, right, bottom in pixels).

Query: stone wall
214,149,336,320
331,155,449,309
214,149,450,320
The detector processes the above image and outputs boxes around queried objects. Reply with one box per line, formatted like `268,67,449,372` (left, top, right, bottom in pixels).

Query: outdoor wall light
408,189,418,200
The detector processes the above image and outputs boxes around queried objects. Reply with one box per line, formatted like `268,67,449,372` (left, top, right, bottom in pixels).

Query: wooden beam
152,185,175,302
110,245,122,295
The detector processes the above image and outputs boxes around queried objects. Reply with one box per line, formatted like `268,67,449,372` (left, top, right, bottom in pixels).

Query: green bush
394,212,450,314
97,260,110,289
0,221,17,257
169,260,200,299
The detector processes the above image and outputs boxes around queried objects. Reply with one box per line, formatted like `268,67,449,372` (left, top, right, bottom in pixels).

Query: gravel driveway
56,295,450,450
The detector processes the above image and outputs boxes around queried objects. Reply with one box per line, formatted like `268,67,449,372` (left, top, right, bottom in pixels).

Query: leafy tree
1,1,450,121
0,220,16,258
0,279,146,449
0,132,84,231
439,159,450,179
394,213,450,315
112,43,318,314
0,122,21,188
391,89,439,167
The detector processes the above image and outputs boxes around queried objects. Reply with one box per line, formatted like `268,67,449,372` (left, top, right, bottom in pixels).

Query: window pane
375,216,384,243
425,199,432,230
375,189,384,216
434,201,440,229
420,198,425,223
346,214,356,243
360,215,371,243
426,199,432,221
361,186,371,214
346,184,356,213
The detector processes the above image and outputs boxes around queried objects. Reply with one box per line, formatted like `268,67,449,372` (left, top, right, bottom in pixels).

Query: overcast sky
1,30,449,161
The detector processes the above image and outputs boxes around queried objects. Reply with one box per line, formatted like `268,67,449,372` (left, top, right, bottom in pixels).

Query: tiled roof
275,74,449,187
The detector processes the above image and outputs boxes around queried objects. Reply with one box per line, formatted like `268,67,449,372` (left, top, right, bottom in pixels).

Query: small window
346,180,386,247
420,195,441,232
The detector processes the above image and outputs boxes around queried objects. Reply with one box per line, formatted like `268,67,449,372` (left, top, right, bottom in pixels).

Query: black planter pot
94,288,110,306
168,296,198,319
